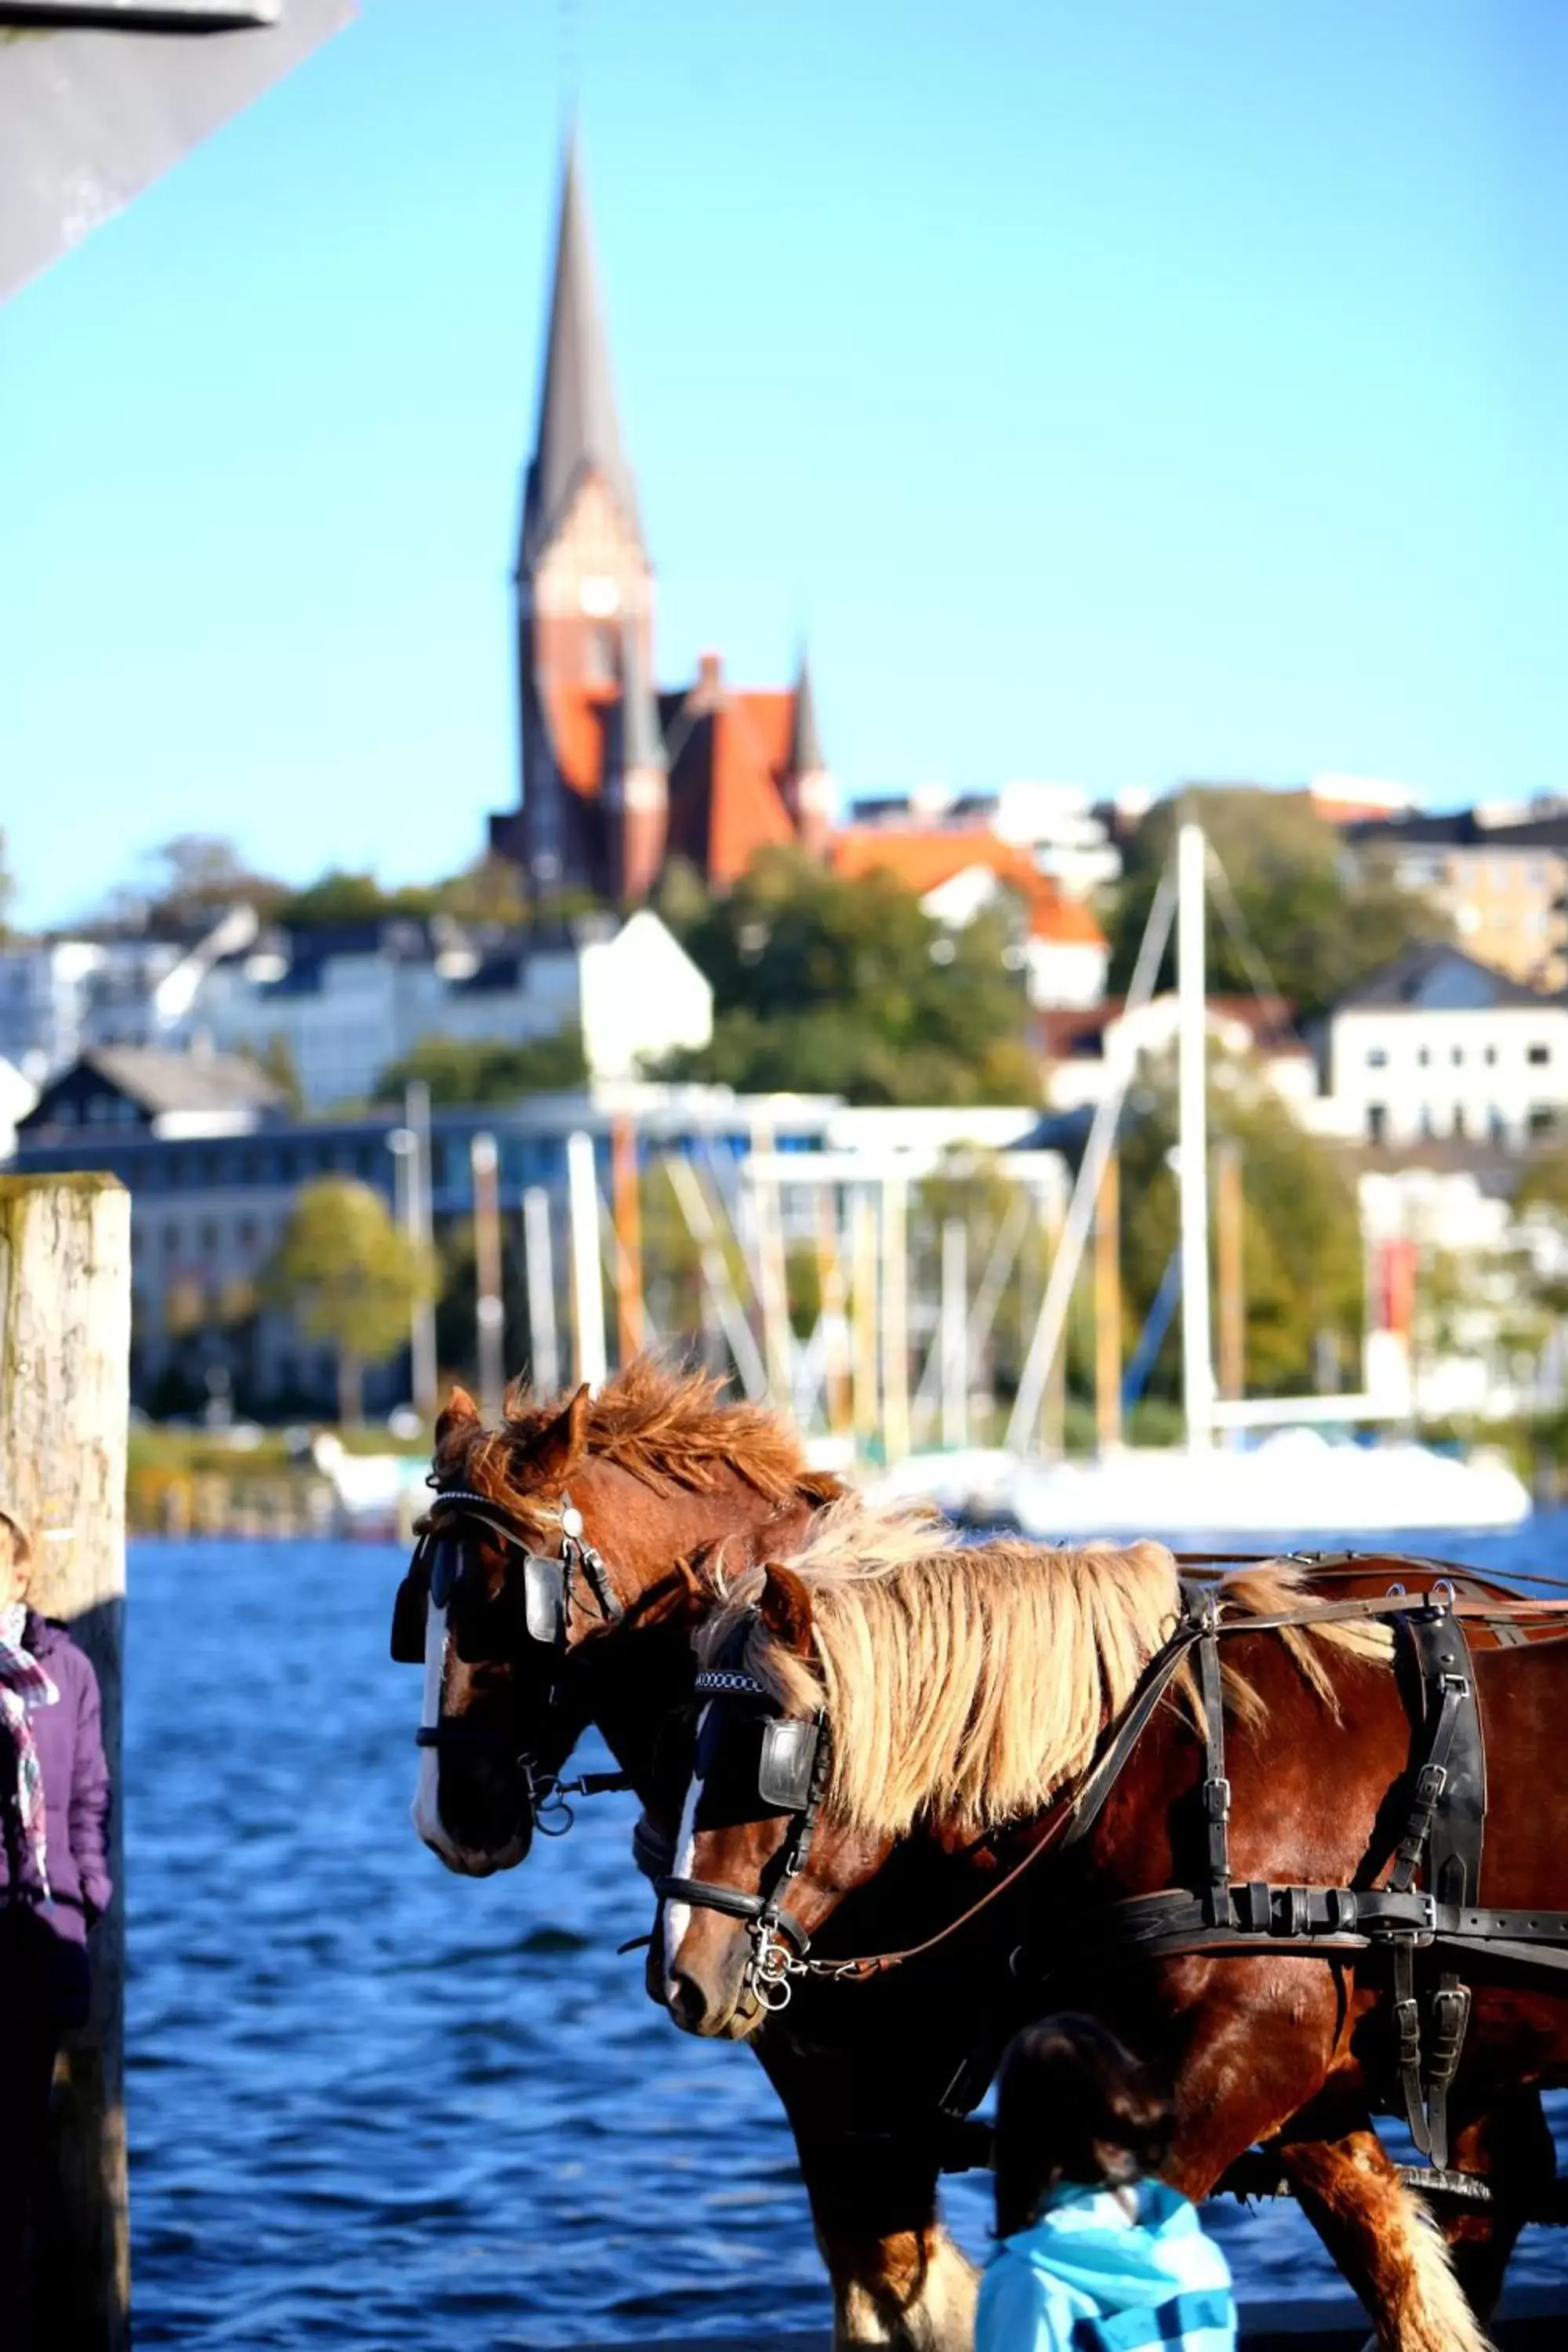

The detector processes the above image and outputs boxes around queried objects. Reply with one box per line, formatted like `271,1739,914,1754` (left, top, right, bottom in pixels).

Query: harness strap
655,1874,811,1955
1194,1596,1232,1928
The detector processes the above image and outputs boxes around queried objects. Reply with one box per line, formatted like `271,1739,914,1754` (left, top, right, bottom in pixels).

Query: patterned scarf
0,1602,59,1901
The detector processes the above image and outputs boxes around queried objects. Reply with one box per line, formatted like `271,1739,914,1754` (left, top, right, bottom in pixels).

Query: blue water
126,1521,1568,2347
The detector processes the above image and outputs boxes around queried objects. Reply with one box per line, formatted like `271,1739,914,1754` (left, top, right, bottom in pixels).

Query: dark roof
1346,808,1568,852
1343,811,1482,848
39,1047,287,1120
789,652,826,775
520,128,638,568
1333,943,1551,1013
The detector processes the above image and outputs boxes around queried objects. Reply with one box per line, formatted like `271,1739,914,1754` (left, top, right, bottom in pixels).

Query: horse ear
528,1384,590,1486
758,1562,813,1656
435,1385,481,1446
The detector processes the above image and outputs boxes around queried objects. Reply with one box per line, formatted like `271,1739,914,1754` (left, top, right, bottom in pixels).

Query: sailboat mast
1178,821,1216,1452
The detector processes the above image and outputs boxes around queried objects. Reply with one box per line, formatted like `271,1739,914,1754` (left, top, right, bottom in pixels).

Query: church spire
789,648,825,776
521,126,639,568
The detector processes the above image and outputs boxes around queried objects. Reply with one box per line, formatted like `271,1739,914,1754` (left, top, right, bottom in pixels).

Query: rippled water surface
127,1521,1568,2346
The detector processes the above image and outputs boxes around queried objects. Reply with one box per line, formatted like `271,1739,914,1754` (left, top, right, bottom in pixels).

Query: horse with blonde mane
662,1499,1568,2352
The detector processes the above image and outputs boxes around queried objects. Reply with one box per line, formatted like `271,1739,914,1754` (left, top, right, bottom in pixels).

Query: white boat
310,1432,430,1535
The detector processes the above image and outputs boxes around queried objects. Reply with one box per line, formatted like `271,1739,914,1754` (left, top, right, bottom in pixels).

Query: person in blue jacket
976,2015,1236,2352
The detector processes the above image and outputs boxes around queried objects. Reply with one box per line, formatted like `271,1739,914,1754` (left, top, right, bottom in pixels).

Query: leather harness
659,1578,1568,2180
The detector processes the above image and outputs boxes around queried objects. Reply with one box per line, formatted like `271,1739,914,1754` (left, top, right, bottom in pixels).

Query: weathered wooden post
0,1174,131,2352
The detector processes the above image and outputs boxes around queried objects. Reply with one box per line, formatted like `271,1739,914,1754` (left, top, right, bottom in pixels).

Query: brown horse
663,1503,1568,2352
393,1365,986,2349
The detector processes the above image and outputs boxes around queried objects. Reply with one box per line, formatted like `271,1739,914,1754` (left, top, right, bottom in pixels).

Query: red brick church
490,135,833,902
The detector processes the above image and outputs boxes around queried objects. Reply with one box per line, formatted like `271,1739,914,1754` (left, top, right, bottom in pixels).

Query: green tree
1116,1062,1364,1397
272,869,441,928
263,1178,435,1425
656,846,1037,1106
376,1027,589,1106
94,834,286,933
1105,787,1445,1019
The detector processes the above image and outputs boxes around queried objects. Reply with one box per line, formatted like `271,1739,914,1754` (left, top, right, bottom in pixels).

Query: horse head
390,1365,838,1881
659,1559,891,2038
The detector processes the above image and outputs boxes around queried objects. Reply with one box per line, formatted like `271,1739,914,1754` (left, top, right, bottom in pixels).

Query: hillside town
5,139,1568,1461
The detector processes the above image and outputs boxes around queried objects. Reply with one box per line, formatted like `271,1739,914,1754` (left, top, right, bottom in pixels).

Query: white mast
1178,821,1215,1451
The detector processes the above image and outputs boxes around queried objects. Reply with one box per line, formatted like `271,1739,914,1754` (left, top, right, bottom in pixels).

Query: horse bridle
655,1656,830,2012
408,1486,633,1831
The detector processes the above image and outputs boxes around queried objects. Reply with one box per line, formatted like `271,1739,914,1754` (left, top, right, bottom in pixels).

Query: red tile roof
831,827,1106,946
543,680,617,800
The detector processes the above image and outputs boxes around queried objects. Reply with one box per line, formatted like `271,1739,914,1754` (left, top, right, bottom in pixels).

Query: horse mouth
421,1825,532,1877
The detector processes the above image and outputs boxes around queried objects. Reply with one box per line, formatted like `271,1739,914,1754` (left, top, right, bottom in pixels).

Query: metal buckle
747,1922,803,2013
1204,1777,1232,1821
1417,1762,1448,1806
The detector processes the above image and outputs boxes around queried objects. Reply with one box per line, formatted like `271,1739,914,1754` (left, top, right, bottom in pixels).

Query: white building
0,908,258,1080
1041,994,1316,1118
1323,945,1568,1149
193,909,712,1112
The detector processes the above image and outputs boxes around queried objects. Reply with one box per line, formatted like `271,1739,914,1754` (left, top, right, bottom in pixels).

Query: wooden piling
1216,1140,1246,1405
0,1174,132,2351
610,1115,644,1372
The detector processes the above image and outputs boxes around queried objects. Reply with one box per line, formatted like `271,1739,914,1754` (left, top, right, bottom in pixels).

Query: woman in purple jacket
0,1504,113,2347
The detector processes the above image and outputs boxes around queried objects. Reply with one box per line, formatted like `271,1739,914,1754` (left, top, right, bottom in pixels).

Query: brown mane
436,1356,844,1512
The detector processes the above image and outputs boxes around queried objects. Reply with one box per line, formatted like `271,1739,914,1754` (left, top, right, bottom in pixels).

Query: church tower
499,130,654,896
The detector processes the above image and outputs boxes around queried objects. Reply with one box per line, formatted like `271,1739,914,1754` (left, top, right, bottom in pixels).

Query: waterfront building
189,905,711,1112
1320,943,1568,1149
1338,808,1568,992
0,906,257,1079
9,1072,836,1417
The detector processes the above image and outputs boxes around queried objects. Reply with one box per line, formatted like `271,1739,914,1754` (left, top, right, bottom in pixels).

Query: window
162,1221,181,1255
237,1218,257,1252
198,1221,219,1256
1489,1108,1506,1145
1367,1104,1387,1144
1452,1104,1467,1138
1417,1046,1431,1069
1529,1044,1551,1067
1530,1107,1557,1138
1366,1047,1388,1069
1450,1046,1464,1067
1485,1045,1498,1067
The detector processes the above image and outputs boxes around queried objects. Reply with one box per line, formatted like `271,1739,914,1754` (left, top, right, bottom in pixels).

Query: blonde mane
699,1496,1390,1840
443,1356,843,1511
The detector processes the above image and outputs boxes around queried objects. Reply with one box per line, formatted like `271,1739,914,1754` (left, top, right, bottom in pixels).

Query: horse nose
667,1970,714,2035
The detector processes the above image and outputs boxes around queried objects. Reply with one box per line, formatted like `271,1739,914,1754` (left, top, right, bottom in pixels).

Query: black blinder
390,1569,428,1664
520,1553,566,1648
758,1717,822,1814
428,1536,460,1612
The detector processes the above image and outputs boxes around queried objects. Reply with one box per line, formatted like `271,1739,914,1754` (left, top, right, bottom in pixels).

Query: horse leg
1279,2129,1491,2352
1437,2087,1556,2323
798,2134,977,2352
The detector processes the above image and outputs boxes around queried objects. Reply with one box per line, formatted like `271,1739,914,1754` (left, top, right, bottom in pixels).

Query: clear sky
2,0,1563,929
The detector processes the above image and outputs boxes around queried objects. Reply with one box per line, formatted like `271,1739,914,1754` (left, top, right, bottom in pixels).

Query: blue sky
2,0,1563,929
